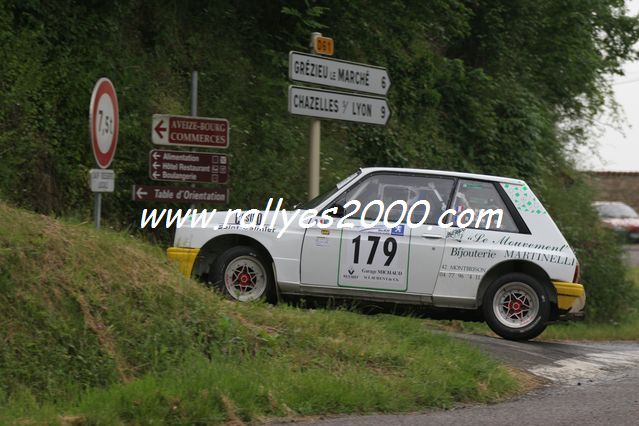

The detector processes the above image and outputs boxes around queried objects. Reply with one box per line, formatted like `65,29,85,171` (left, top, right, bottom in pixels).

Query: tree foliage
1,0,638,319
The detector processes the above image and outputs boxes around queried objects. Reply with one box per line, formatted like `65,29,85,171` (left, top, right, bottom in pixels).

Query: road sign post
289,52,391,96
191,71,198,117
288,86,390,125
289,34,390,199
94,193,102,229
90,169,115,192
190,71,198,208
137,73,231,212
308,32,324,200
309,117,320,200
151,114,229,149
313,35,334,56
132,185,228,204
149,150,229,183
89,78,119,229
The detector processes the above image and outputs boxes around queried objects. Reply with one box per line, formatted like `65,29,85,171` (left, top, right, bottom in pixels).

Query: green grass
0,202,519,424
628,266,639,287
426,267,639,341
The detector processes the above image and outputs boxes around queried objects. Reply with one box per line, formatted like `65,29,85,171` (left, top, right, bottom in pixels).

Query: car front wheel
210,246,275,302
482,273,550,341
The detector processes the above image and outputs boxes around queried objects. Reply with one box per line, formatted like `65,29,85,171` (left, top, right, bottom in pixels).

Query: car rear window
451,179,519,232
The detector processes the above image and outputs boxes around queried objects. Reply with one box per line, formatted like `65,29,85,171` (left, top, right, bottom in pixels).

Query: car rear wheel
210,246,275,302
482,273,550,341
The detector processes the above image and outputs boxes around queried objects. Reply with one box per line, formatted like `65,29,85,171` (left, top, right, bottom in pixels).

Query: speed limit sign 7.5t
89,78,119,169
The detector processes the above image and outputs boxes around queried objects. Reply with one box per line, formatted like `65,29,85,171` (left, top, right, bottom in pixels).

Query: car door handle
422,233,444,240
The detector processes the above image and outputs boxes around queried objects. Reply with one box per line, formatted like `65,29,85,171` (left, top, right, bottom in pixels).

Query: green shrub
537,169,637,321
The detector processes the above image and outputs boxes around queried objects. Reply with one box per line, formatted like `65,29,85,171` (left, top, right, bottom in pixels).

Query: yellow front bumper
167,247,200,277
553,281,586,313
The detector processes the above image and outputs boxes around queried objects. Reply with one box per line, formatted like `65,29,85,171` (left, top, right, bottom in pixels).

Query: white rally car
168,167,585,341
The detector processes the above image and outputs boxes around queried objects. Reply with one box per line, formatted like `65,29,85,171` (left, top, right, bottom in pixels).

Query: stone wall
587,171,639,211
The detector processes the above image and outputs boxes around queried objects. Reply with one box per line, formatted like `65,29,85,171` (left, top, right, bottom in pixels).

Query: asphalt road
276,246,639,425
288,334,639,426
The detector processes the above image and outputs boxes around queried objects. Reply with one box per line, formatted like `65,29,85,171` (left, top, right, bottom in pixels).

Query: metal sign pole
309,119,320,199
191,71,198,116
89,78,118,230
308,32,321,200
190,71,198,209
94,192,102,229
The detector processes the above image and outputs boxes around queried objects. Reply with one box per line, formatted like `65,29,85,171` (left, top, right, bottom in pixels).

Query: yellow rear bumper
553,281,586,313
167,247,200,277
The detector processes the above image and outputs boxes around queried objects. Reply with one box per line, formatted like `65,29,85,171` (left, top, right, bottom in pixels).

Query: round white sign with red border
90,78,119,169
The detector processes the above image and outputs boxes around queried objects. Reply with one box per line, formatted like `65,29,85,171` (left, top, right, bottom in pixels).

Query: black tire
209,246,276,303
482,272,550,341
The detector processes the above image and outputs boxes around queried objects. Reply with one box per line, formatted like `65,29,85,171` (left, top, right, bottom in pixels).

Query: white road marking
529,349,639,383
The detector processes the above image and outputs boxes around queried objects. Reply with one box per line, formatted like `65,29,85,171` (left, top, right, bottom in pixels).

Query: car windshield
296,170,361,210
594,203,639,219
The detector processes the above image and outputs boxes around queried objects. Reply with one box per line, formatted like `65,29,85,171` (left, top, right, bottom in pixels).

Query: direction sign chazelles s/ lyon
149,149,229,184
288,86,390,126
289,52,391,96
151,114,229,149
132,185,228,204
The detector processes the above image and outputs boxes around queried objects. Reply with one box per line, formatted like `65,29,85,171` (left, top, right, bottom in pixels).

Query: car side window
333,173,455,225
451,179,519,232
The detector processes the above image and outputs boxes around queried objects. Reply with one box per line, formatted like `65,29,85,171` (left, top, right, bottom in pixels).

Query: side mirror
324,203,345,217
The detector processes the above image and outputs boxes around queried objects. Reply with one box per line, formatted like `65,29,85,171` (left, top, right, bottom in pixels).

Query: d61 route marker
288,85,390,126
289,52,391,96
151,114,229,149
148,149,229,184
313,36,334,56
132,185,228,204
89,169,115,192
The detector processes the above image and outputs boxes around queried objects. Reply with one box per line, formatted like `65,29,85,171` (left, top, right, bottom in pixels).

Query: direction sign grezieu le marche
132,185,228,204
289,52,391,96
149,149,229,184
288,86,390,126
152,114,229,149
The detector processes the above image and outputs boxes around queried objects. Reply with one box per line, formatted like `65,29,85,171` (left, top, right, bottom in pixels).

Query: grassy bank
0,202,518,424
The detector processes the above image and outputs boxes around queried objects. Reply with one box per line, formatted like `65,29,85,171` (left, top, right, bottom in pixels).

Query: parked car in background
593,201,639,243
